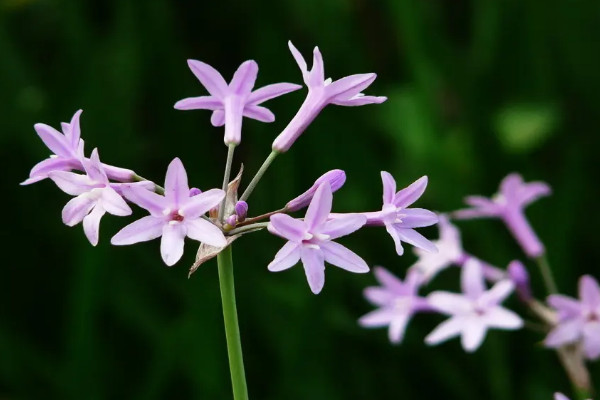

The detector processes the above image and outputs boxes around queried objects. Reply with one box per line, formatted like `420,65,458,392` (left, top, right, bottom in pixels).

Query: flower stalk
219,143,237,220
239,150,279,202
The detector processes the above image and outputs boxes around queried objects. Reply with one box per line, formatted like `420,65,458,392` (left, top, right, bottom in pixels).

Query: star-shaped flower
454,173,551,258
111,158,226,266
545,275,600,360
48,148,132,245
359,267,430,344
425,259,523,352
174,59,301,145
271,41,387,152
267,182,368,294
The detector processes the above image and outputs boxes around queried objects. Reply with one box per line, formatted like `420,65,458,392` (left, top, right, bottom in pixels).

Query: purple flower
174,59,301,145
234,201,248,222
359,267,431,344
544,275,600,360
454,173,551,258
267,182,368,294
286,169,346,212
554,393,592,400
48,149,132,246
425,259,523,352
111,158,226,266
507,260,532,302
271,41,387,152
364,173,438,256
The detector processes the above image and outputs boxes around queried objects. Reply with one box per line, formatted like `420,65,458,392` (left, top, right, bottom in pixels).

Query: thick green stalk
217,245,248,400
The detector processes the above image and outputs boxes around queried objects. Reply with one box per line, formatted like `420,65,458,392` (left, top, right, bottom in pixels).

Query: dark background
1,0,599,399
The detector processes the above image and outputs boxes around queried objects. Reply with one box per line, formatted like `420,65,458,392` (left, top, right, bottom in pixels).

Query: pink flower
111,158,226,266
175,59,301,145
425,259,523,352
267,182,368,294
545,275,600,360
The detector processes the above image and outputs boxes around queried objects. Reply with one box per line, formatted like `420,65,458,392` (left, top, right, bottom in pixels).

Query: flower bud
286,170,346,211
507,260,532,302
235,201,248,221
189,187,202,196
224,214,238,229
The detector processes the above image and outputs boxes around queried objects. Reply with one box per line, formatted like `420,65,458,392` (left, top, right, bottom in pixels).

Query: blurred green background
1,0,599,399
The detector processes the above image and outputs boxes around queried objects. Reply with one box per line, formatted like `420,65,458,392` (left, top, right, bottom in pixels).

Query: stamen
162,208,171,216
305,244,320,250
303,232,314,241
314,233,330,241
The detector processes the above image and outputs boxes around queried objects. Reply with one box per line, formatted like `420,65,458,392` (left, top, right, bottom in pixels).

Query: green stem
535,255,558,295
132,173,165,195
228,222,269,236
219,144,237,221
239,150,279,202
216,245,248,400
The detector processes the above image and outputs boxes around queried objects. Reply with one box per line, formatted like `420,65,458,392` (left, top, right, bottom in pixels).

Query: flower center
163,208,185,224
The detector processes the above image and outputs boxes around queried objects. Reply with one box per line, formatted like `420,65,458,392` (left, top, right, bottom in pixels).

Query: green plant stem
239,150,279,202
132,173,165,195
535,254,558,295
216,245,248,400
228,222,269,236
219,144,237,220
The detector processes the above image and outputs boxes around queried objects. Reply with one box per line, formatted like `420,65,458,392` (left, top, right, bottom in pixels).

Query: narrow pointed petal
174,96,222,110
288,41,309,82
67,109,83,147
519,181,551,206
211,110,226,127
554,394,570,400
461,259,486,298
121,186,166,216
483,307,523,329
400,208,439,228
582,322,600,359
164,158,189,205
425,316,464,345
330,94,387,106
181,188,224,219
395,228,437,253
229,60,258,94
363,287,395,306
500,173,523,201
242,105,275,123
393,176,428,208
385,223,404,256
359,308,394,327
62,195,95,226
308,47,325,87
101,187,132,216
248,82,302,105
580,275,600,307
545,319,583,347
268,214,307,242
381,171,396,204
268,241,301,272
111,216,164,245
301,247,326,294
22,157,79,185
389,314,410,344
84,148,108,183
326,73,376,101
187,60,229,98
320,214,366,239
305,182,332,230
428,292,472,314
461,318,487,352
83,205,105,246
48,171,97,195
34,123,72,157
320,241,369,273
479,280,515,307
185,218,226,247
101,163,135,182
373,267,405,292
548,295,582,319
160,223,186,266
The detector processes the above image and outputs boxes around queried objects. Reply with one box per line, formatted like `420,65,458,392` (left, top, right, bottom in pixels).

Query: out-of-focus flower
545,275,600,360
285,169,346,212
425,259,523,352
267,182,368,294
49,149,132,246
359,267,431,344
175,59,301,145
554,393,592,400
111,158,226,266
507,260,532,302
271,41,386,152
454,173,551,258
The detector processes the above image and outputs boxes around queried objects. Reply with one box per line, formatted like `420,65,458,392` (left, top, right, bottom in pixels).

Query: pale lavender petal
389,314,410,344
461,318,487,352
359,308,394,327
479,280,515,307
181,188,225,219
305,182,332,230
48,171,97,196
499,173,523,200
223,96,245,145
461,259,486,298
453,208,498,219
503,209,545,258
242,105,275,123
373,267,405,292
83,205,105,246
160,223,186,266
288,41,309,81
438,214,462,247
320,214,366,239
268,241,301,272
425,316,464,346
229,60,258,94
62,195,95,226
174,96,222,110
330,94,387,106
308,47,325,87
582,322,600,360
320,241,369,273
363,287,395,306
381,171,396,204
399,208,439,228
548,295,582,319
554,394,570,400
385,223,404,256
187,59,229,98
286,170,346,212
395,228,437,253
67,109,83,147
121,186,166,216
101,163,135,182
519,181,551,206
22,157,79,185
84,148,108,183
301,247,326,294
326,73,376,101
34,123,72,157
269,214,307,242
164,158,189,205
427,292,472,315
465,195,497,209
393,176,428,208
111,216,164,245
579,275,600,307
101,187,132,216
545,319,583,347
185,218,226,247
248,82,302,105
483,307,523,329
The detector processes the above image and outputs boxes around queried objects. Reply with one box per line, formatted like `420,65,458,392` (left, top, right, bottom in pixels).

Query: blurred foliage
1,0,599,399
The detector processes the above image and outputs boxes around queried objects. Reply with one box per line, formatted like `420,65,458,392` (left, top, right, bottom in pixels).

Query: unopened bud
286,169,346,211
235,201,248,221
223,215,238,231
507,260,532,302
189,187,202,196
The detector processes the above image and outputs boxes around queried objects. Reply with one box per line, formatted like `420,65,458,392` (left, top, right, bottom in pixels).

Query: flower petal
62,195,96,226
326,73,376,101
381,171,396,204
373,267,405,292
479,280,515,307
545,319,583,347
187,59,229,98
385,223,404,256
425,316,464,346
483,307,523,330
84,148,108,183
288,41,309,82
229,60,258,94
242,105,275,123
582,321,600,360
248,82,302,105
111,215,164,245
580,275,600,308
395,228,437,253
121,185,166,216
268,241,301,272
363,287,395,306
359,308,394,327
101,187,132,216
519,181,551,206
461,259,486,299
330,94,387,106
320,214,366,239
389,313,410,344
174,96,222,110
300,247,326,294
211,109,226,127
164,158,189,206
34,123,72,157
268,213,307,242
461,317,487,352
399,208,438,228
48,171,97,195
83,205,105,246
185,218,226,247
305,182,332,230
427,292,472,315
67,109,83,147
308,47,325,87
160,223,186,266
320,241,369,273
181,188,225,219
393,176,428,208
22,157,79,185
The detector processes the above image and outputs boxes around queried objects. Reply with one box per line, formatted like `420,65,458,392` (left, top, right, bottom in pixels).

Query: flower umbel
268,182,368,294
